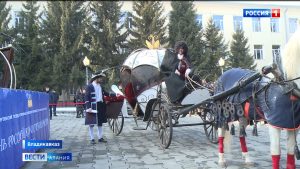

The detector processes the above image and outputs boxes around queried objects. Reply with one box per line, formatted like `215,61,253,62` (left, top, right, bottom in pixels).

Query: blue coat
84,83,109,126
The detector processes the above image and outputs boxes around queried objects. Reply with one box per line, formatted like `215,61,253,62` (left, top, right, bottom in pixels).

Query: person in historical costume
160,41,201,104
85,72,109,144
174,41,192,80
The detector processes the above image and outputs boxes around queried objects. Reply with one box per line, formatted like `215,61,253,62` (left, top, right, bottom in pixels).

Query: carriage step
133,127,147,130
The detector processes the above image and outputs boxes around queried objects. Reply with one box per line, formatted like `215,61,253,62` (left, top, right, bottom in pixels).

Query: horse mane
282,28,300,87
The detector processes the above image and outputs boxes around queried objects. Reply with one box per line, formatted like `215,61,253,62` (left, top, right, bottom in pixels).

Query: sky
229,1,300,6
6,1,300,11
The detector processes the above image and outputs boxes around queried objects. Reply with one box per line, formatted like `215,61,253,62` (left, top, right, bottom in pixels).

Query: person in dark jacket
74,88,85,118
45,86,54,120
52,90,59,116
85,72,110,144
174,41,192,80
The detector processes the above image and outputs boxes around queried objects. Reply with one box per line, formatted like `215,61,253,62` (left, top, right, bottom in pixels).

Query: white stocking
269,126,281,155
287,130,298,154
97,126,103,139
89,125,94,140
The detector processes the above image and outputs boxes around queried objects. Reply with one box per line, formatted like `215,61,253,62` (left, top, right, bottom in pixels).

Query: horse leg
286,129,298,169
269,126,281,169
238,124,253,165
218,127,226,167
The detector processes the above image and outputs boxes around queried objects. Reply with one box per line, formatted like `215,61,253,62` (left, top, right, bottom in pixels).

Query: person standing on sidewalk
84,72,109,144
45,86,54,120
52,89,59,116
74,88,85,118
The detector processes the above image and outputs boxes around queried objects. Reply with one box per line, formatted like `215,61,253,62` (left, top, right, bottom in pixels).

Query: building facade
7,1,300,72
120,1,300,71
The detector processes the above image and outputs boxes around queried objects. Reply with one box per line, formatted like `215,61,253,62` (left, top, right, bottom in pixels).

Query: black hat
91,72,106,81
174,41,188,55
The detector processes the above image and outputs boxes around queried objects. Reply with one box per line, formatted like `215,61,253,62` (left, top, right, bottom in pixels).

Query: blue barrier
0,88,49,169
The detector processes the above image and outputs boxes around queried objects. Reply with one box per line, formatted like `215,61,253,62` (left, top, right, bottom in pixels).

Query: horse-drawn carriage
114,47,219,148
106,30,300,168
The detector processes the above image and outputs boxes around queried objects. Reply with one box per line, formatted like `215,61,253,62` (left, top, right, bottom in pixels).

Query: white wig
282,27,300,87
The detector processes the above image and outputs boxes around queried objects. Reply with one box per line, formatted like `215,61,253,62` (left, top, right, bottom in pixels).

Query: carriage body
104,95,125,135
120,48,166,121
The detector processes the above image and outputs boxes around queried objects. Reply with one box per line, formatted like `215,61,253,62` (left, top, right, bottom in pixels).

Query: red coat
124,83,136,108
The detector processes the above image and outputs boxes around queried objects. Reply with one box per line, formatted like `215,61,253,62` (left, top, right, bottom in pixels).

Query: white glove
86,108,92,113
175,69,180,75
185,68,191,77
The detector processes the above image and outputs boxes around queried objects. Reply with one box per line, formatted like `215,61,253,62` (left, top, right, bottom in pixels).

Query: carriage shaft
173,122,212,127
177,72,262,116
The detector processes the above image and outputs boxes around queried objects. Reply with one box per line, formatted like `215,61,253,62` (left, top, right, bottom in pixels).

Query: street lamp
83,56,90,85
218,58,225,74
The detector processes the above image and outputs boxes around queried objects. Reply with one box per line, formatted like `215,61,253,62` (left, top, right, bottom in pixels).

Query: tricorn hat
91,71,106,81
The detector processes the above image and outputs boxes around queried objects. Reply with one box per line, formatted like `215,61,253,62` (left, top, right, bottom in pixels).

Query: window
119,12,133,29
252,18,261,32
233,16,243,31
213,15,223,30
14,11,22,28
128,16,133,29
270,18,279,32
120,12,127,25
254,45,263,60
289,18,298,33
196,14,202,28
272,45,281,64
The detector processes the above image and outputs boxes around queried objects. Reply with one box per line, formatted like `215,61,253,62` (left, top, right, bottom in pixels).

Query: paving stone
21,114,300,169
77,163,94,169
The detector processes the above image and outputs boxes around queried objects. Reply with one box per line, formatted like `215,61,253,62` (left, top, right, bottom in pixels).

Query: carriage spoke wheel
201,107,218,144
147,101,159,131
108,112,124,136
157,103,173,149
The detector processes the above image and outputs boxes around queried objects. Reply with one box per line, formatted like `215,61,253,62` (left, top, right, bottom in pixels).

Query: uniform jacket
84,83,110,125
85,83,109,112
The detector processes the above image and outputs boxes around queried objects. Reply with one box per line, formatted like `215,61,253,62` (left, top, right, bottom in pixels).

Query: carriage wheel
200,107,218,144
108,112,124,136
147,101,160,131
157,103,173,149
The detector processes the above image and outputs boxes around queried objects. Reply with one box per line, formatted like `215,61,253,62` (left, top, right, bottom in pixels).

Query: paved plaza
22,112,300,169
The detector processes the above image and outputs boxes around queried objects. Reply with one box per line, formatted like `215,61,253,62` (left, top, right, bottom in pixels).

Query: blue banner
47,153,72,161
0,88,49,169
243,9,271,17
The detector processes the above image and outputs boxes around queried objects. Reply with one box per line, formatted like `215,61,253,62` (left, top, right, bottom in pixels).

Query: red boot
239,137,248,152
218,137,224,153
287,154,295,169
272,155,280,169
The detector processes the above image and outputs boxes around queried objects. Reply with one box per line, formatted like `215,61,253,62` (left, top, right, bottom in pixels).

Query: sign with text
47,153,72,161
22,152,72,162
0,89,49,169
243,9,280,17
23,140,62,149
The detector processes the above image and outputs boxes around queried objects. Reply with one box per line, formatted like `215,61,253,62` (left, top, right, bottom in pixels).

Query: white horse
217,28,300,169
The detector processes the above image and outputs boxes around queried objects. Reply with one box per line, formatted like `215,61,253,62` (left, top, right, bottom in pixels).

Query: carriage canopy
120,48,167,107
